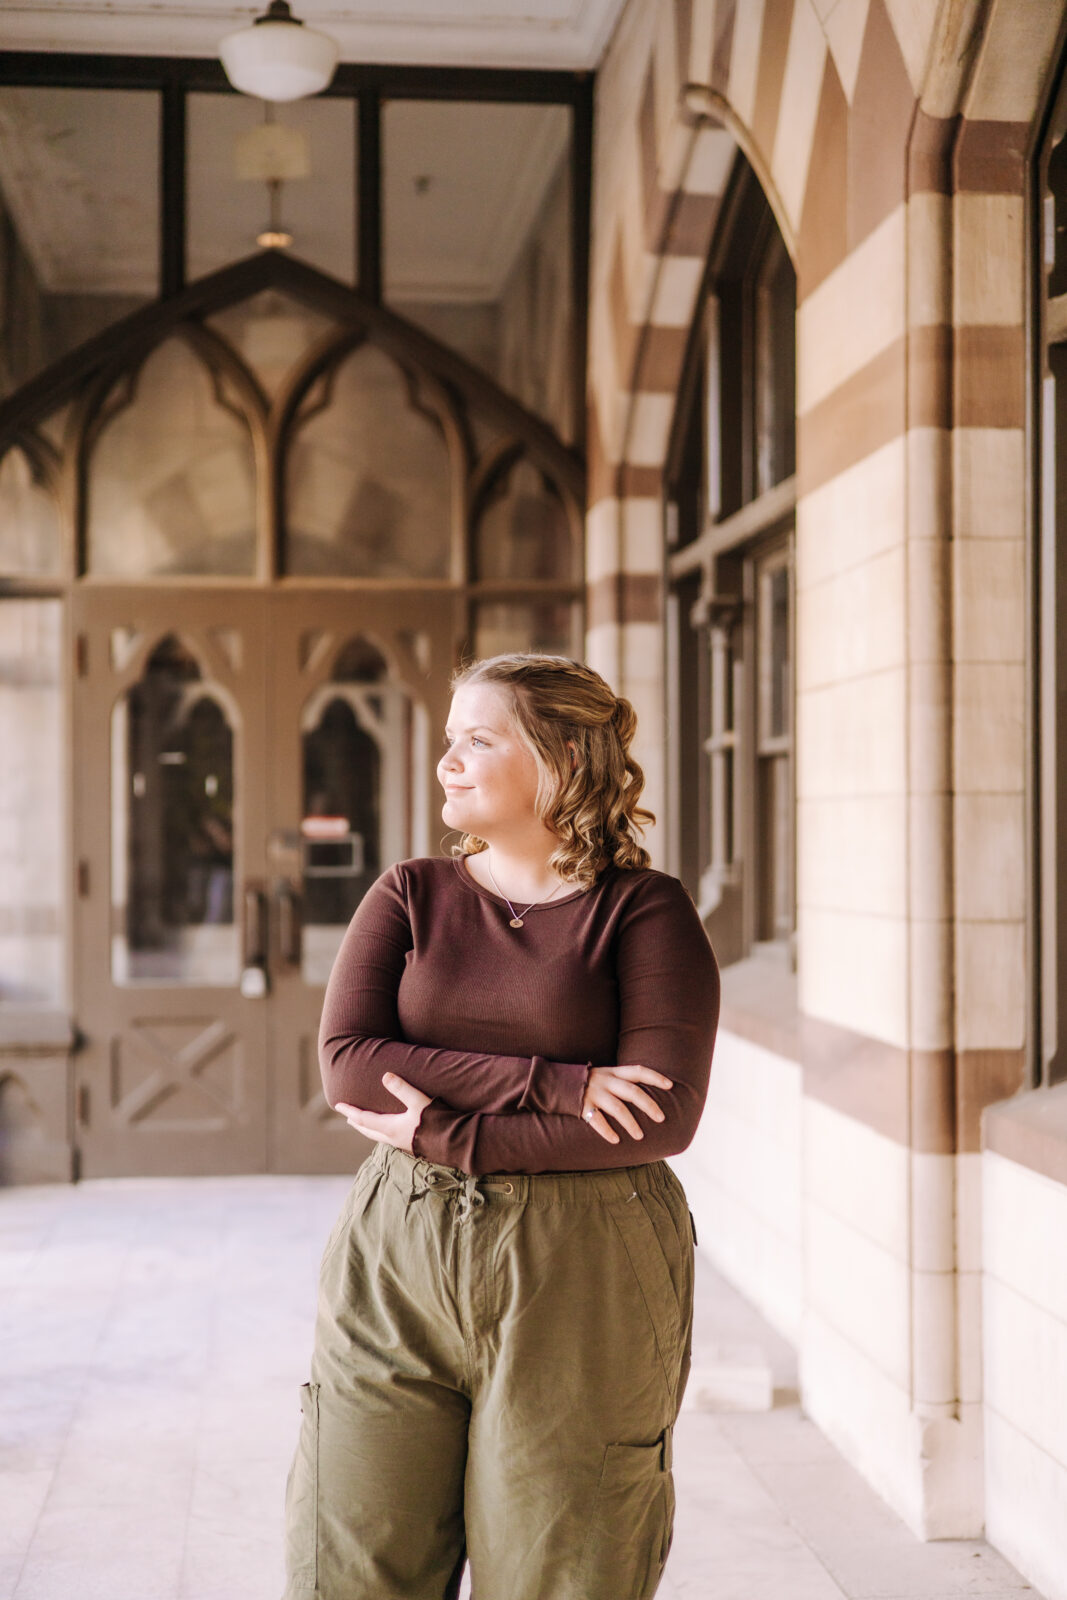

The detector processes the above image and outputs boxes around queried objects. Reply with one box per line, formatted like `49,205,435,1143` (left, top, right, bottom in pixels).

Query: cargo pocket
283,1382,320,1594
608,1192,683,1398
577,1428,675,1600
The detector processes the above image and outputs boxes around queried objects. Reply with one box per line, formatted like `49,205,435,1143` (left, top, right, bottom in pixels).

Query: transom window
0,60,590,448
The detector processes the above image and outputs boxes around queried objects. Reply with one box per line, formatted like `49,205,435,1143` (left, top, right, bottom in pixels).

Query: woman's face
437,683,542,840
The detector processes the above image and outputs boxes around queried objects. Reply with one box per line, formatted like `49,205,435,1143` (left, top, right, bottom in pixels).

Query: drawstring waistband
374,1143,678,1212
405,1158,515,1221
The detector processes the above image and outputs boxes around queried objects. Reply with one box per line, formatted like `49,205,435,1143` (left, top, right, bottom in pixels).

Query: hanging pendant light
220,1,339,103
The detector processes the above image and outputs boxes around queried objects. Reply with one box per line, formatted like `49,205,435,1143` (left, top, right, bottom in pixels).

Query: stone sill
718,949,801,1063
0,1010,75,1054
717,956,958,1153
983,1082,1067,1189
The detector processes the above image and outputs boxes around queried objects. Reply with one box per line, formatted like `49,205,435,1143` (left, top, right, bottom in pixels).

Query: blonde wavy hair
448,653,654,887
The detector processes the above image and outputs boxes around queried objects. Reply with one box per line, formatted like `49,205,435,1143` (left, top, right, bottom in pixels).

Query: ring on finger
583,1108,595,1124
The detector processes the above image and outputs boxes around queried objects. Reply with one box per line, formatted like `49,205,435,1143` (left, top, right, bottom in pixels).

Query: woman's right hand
580,1065,673,1144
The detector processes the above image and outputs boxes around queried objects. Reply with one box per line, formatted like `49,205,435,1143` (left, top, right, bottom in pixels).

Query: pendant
509,917,524,929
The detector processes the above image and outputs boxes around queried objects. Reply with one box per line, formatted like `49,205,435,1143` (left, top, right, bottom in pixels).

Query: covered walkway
0,1176,1038,1600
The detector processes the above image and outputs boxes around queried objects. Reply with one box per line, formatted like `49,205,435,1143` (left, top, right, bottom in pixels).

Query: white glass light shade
220,5,339,103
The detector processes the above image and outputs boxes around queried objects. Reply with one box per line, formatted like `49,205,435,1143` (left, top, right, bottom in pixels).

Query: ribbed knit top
318,855,720,1177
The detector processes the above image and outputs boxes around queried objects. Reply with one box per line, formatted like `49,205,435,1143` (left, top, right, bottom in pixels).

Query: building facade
1,0,1067,1593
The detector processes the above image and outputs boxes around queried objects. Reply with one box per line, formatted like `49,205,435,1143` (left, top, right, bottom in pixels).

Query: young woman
283,653,719,1600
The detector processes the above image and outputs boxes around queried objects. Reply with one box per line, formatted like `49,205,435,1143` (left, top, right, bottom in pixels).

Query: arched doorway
1,252,584,1175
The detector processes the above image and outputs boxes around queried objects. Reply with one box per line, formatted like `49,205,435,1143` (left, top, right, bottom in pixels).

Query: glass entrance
72,586,453,1177
3,251,584,1179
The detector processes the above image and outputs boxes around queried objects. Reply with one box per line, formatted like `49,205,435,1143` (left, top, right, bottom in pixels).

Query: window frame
0,58,592,1022
1033,36,1067,1088
665,155,797,968
0,51,592,458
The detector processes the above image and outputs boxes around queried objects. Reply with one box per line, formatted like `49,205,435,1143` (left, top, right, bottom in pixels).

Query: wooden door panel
70,585,459,1177
265,589,459,1173
71,588,269,1178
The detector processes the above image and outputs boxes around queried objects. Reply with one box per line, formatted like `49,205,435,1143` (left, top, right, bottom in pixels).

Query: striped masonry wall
587,0,1065,1543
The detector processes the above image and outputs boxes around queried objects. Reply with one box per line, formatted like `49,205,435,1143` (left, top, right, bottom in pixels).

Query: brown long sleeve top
318,855,720,1177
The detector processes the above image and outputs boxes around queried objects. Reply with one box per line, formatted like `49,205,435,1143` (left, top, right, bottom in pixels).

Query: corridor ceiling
0,0,626,69
0,87,570,299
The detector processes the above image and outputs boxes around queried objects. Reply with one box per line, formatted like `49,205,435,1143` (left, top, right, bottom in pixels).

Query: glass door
265,587,456,1172
72,584,456,1177
72,587,270,1177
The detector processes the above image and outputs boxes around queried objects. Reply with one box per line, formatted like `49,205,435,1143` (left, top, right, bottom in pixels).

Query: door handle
276,882,302,966
241,886,269,998
243,886,266,966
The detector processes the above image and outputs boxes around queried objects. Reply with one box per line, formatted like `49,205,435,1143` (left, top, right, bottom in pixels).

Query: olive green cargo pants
283,1142,695,1600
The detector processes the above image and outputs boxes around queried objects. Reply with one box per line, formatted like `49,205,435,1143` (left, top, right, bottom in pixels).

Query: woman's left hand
336,1073,431,1153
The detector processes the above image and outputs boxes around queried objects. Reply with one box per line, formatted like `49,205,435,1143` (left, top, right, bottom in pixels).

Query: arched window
111,634,239,986
286,343,452,578
473,454,576,582
0,442,62,574
86,337,257,577
666,156,796,967
299,633,411,985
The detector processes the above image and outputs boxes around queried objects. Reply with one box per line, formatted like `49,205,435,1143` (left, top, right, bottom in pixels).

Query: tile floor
0,1175,1041,1600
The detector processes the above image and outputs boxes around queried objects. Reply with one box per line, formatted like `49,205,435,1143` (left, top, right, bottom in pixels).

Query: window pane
286,343,451,577
0,444,62,575
87,337,257,577
208,290,337,397
755,235,796,494
758,560,790,742
112,635,239,987
475,458,577,581
758,753,791,941
187,94,356,283
384,100,574,441
1047,122,1067,299
301,639,397,985
473,600,581,660
0,600,64,1006
0,88,159,397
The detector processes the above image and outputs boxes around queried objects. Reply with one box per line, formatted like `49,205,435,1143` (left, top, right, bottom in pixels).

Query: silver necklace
484,857,567,929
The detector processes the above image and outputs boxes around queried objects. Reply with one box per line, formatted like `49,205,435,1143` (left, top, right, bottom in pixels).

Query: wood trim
0,252,584,502
0,52,593,489
571,77,594,455
160,80,185,298
668,474,796,576
358,91,382,300
0,1011,75,1051
0,52,588,103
